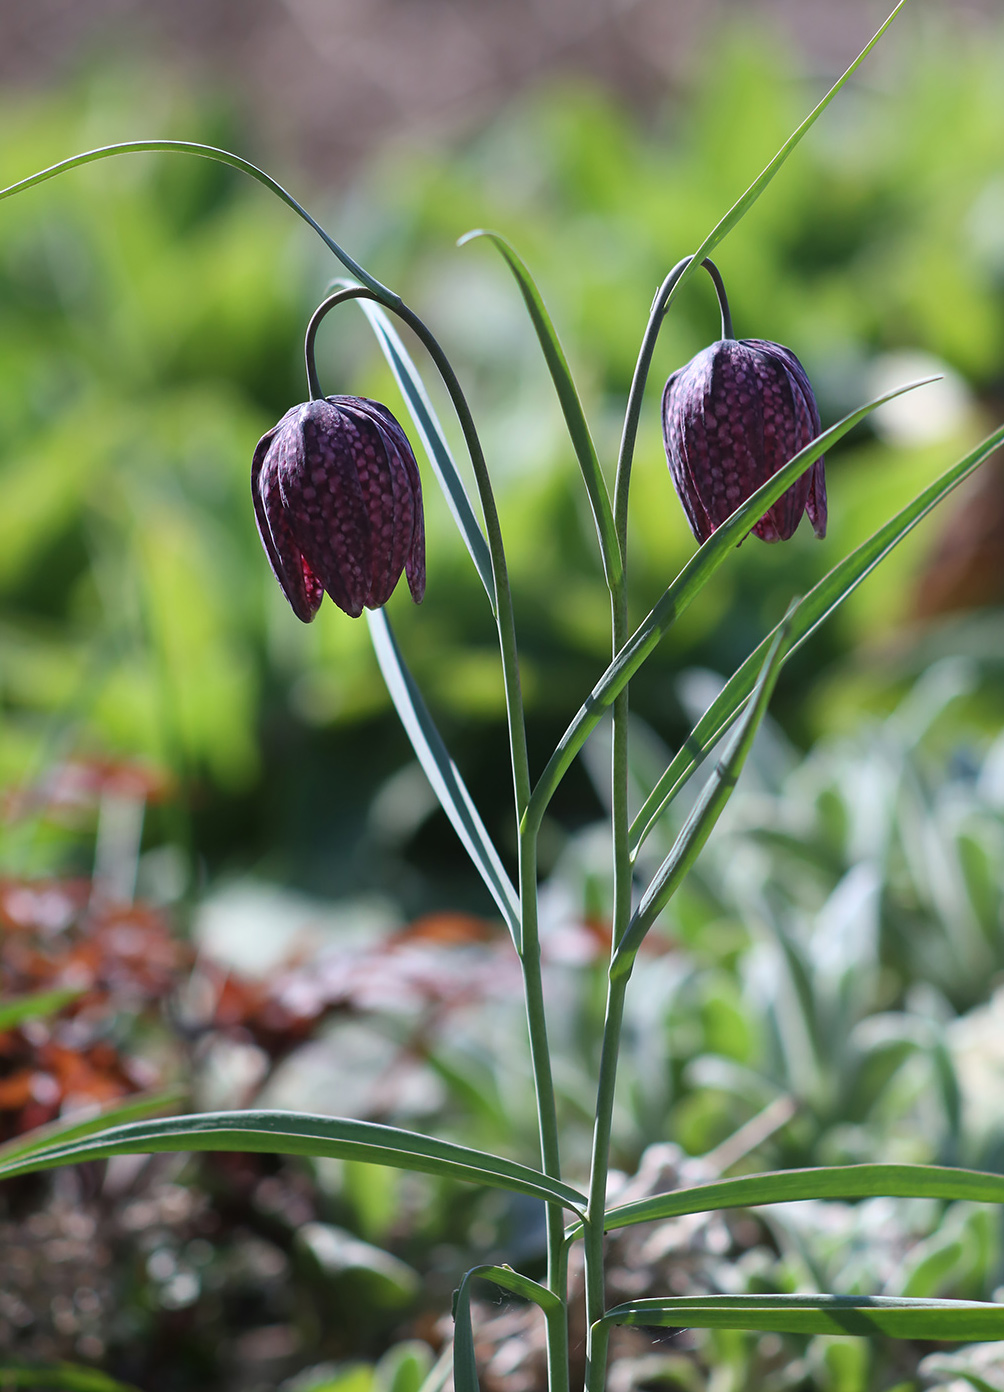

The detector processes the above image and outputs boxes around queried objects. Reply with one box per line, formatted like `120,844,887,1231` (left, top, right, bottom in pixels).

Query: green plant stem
583,970,629,1392
613,256,728,549
519,831,569,1392
586,250,728,1392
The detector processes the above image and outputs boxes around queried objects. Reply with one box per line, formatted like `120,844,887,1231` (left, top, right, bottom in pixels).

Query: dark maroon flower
252,396,425,621
662,338,826,544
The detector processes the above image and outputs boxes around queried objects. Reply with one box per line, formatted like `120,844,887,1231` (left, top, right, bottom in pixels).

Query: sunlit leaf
526,380,932,833
459,231,620,586
630,422,1004,851
600,1293,1004,1339
0,1108,586,1212
366,609,521,944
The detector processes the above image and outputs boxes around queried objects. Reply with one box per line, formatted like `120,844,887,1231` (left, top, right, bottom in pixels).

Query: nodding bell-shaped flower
252,396,425,621
662,338,826,545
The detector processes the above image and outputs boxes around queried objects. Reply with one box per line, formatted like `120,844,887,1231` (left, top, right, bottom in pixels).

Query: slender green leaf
0,1087,184,1164
649,2,908,329
598,1163,1004,1234
612,611,793,974
458,231,621,586
452,1264,562,1392
0,1108,586,1212
0,987,84,1030
334,285,494,608
0,1363,141,1391
630,422,1004,853
600,1293,1004,1339
366,609,521,943
0,141,393,299
525,379,932,835
452,1269,482,1392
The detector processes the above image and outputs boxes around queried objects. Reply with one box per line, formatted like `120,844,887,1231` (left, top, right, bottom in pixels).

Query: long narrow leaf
453,1264,562,1392
600,1293,1004,1339
0,1087,184,1164
612,610,793,974
0,1363,141,1392
524,379,932,834
598,1162,1004,1234
0,141,393,299
630,422,1004,853
0,1108,587,1211
339,287,495,608
0,987,84,1031
648,2,908,328
459,231,621,586
366,608,521,943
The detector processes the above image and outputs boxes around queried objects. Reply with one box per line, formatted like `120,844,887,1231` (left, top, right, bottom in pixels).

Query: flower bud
662,338,826,544
251,396,425,621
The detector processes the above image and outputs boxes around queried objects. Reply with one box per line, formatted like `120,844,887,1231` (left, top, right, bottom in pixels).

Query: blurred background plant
3,1,1004,1388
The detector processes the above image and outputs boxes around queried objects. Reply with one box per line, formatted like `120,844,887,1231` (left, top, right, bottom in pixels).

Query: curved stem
703,257,734,340
611,255,732,556
304,287,374,400
0,140,397,302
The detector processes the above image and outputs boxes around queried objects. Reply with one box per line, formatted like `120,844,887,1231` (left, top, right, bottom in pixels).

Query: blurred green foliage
1,19,1003,904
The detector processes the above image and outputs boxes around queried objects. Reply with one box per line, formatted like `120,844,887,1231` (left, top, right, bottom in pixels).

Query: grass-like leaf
367,609,521,943
597,1162,1004,1234
0,1362,141,1391
0,141,393,300
600,1293,1004,1339
611,609,792,975
459,231,621,587
0,1108,587,1212
630,421,1004,853
453,1264,562,1392
0,1087,184,1164
0,987,84,1030
336,285,495,609
525,379,932,834
646,2,908,328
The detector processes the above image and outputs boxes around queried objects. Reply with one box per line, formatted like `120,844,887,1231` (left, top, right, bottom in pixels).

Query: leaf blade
526,380,932,833
0,1108,587,1211
366,608,521,943
459,231,621,585
612,608,793,972
601,1293,1004,1340
600,1162,1004,1233
648,3,909,326
630,422,1004,851
343,288,495,608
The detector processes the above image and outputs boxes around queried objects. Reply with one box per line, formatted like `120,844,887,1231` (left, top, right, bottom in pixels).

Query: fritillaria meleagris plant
4,6,1004,1387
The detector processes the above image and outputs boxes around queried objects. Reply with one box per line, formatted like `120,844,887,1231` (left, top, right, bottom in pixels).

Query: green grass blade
647,3,908,327
340,287,495,609
0,141,393,300
598,1163,1004,1234
452,1264,562,1392
452,1268,482,1392
600,1294,1004,1339
0,1108,587,1211
0,987,84,1030
612,610,792,974
0,1363,141,1391
525,379,931,835
630,422,1004,853
366,609,521,944
459,231,621,586
0,1087,184,1164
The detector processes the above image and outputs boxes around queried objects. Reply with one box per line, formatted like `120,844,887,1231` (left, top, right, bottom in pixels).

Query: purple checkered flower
662,338,826,544
252,396,425,621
